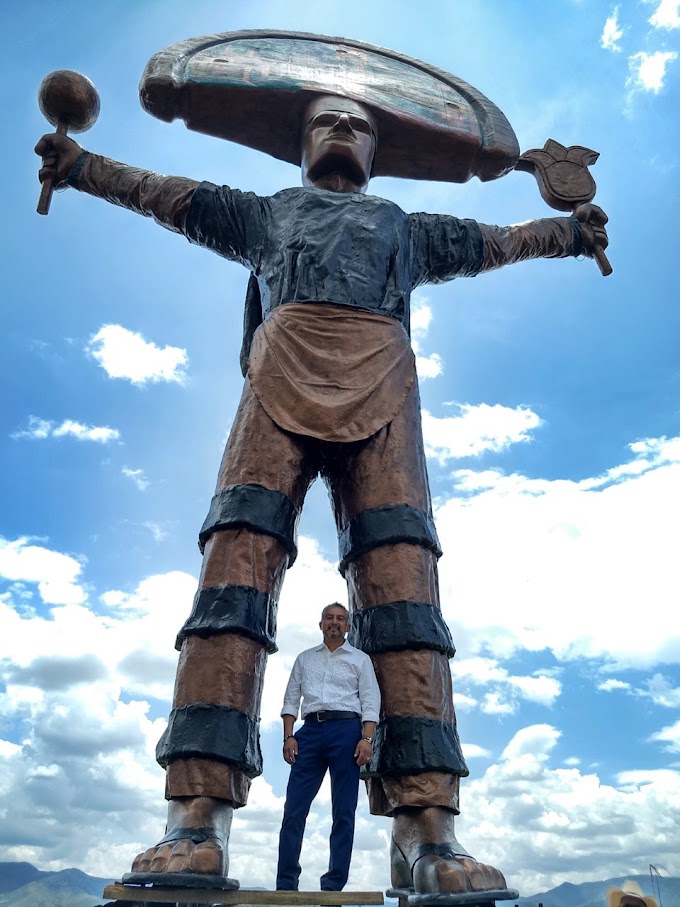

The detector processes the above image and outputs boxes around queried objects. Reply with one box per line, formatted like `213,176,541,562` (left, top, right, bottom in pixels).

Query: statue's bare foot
391,806,508,895
130,796,233,878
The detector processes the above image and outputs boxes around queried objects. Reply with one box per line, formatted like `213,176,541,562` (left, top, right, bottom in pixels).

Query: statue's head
301,96,377,193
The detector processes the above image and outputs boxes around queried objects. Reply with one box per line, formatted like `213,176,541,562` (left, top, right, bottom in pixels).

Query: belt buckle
317,710,328,722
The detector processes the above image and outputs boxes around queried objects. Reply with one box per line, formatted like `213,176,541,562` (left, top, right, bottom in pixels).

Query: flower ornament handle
516,139,612,276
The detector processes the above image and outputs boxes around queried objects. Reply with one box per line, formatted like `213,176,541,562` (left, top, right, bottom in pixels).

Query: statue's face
301,96,376,192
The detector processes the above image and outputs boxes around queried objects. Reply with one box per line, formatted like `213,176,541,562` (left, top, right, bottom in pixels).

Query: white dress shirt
281,640,381,723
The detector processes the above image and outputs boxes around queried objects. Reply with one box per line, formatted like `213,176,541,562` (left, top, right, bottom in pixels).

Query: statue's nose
333,114,353,133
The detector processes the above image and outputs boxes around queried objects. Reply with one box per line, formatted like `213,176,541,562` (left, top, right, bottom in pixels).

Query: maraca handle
37,121,67,216
593,244,613,277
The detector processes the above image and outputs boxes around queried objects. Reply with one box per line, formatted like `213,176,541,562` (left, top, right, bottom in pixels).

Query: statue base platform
386,888,519,907
101,884,385,907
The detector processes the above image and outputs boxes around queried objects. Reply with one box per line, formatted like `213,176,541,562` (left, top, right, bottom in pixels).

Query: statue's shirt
184,185,484,442
185,184,485,329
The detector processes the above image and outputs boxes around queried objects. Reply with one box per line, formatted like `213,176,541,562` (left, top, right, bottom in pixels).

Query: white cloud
601,6,625,51
462,743,492,759
642,673,680,707
86,324,188,385
122,467,150,491
455,729,680,892
500,724,561,760
649,720,680,752
417,352,444,379
436,433,680,668
422,403,542,464
0,537,86,606
11,416,120,443
143,521,173,542
647,0,680,29
482,692,516,715
598,678,631,692
411,295,443,380
627,50,678,93
452,658,561,716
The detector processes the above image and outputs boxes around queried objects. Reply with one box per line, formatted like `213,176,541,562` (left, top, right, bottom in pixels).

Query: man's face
301,97,376,192
319,605,349,644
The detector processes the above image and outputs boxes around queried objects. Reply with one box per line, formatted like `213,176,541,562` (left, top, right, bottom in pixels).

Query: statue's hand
574,203,609,258
35,133,83,189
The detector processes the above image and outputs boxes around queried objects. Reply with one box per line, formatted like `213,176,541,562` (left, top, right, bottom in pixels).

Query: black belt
304,710,361,722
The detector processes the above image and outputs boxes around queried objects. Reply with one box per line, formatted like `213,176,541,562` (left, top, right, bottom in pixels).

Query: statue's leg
130,380,315,882
326,379,509,897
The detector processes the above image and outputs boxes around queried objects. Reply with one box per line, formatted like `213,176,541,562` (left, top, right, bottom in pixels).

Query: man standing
277,603,380,892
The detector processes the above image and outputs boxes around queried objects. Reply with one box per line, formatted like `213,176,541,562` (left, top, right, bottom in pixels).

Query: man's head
301,96,377,193
319,602,350,648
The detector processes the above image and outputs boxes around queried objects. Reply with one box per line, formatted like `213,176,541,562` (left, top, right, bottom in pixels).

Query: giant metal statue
36,30,610,906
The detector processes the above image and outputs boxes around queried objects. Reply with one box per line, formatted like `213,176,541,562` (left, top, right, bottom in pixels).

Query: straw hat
608,879,658,907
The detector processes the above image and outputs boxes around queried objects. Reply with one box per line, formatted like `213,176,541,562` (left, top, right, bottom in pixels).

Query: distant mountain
0,864,43,896
0,861,678,907
0,863,114,907
519,874,680,907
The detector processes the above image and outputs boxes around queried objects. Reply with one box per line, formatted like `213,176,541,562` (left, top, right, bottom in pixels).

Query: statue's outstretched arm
410,205,608,286
35,134,197,233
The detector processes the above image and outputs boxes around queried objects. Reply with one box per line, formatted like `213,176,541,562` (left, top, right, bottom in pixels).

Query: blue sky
1,0,679,895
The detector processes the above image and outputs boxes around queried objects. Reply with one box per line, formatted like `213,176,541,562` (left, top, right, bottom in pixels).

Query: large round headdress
140,30,519,183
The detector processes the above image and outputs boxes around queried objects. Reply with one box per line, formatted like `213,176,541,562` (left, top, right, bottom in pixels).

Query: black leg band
363,716,469,778
338,504,442,575
156,704,262,778
348,600,455,658
198,483,299,565
175,584,278,653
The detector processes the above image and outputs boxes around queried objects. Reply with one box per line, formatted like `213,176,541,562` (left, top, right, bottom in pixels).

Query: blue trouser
276,718,362,891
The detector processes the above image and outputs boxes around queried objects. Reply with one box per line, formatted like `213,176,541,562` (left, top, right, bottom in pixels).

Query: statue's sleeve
183,182,271,269
67,152,270,268
409,212,486,287
409,211,581,286
477,217,581,272
67,151,198,233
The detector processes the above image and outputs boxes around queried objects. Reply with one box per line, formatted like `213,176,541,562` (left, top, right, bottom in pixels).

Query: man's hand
35,133,83,190
283,736,298,765
574,203,609,258
354,738,372,767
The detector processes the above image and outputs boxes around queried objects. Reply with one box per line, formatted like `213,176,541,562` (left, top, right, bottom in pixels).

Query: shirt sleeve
281,655,303,719
409,212,485,287
184,181,271,270
357,653,381,724
67,151,198,234
477,217,578,271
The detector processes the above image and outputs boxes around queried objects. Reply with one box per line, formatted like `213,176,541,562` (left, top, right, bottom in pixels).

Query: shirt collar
315,639,351,653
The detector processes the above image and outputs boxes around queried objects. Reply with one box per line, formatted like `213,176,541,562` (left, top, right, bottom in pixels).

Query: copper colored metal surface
174,635,266,715
38,69,100,132
517,139,612,275
373,649,456,722
166,757,251,806
346,542,439,605
200,530,288,594
249,304,415,442
479,217,574,271
367,773,460,816
37,70,100,215
74,152,196,228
